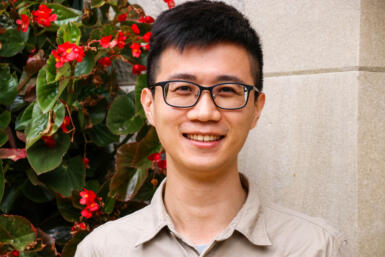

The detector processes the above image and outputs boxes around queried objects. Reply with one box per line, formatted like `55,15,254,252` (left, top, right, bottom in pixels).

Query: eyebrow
167,73,247,84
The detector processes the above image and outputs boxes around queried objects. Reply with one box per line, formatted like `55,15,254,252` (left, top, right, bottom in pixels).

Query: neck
164,163,247,245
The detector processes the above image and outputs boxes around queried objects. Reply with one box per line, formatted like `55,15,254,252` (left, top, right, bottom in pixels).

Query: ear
141,88,155,126
250,92,265,129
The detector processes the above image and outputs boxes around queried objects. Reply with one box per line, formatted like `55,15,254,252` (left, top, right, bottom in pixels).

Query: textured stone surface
357,71,385,257
244,0,361,74
239,72,359,252
359,0,385,67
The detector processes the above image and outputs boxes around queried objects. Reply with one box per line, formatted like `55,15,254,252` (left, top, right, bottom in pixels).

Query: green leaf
61,230,88,257
87,123,119,147
0,215,37,251
135,74,147,118
26,101,65,148
0,111,11,129
91,0,106,8
21,181,55,204
0,186,21,213
107,95,141,135
46,3,82,30
37,67,68,114
101,24,117,37
56,62,71,82
0,65,18,105
45,55,57,83
27,133,70,174
74,51,96,76
20,243,57,257
122,127,161,169
15,102,34,131
0,28,29,57
39,156,85,197
56,196,81,222
109,167,148,201
0,131,7,147
87,99,107,126
0,160,4,203
57,22,81,45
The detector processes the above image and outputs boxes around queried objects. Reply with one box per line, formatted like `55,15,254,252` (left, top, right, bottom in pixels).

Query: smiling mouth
183,134,225,142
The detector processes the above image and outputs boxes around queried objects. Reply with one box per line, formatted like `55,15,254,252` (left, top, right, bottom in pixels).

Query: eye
174,85,192,92
215,84,243,96
168,82,196,95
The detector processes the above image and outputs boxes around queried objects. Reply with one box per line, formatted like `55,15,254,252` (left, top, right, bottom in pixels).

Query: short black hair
147,0,264,92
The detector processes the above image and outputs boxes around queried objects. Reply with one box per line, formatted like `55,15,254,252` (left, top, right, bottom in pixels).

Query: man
75,1,351,256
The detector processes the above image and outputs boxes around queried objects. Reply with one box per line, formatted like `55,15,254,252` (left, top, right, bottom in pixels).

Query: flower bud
25,50,45,74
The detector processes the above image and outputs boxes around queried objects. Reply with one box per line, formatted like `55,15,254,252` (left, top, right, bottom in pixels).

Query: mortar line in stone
264,66,385,77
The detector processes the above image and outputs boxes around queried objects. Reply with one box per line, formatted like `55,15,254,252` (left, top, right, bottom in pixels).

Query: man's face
141,43,265,177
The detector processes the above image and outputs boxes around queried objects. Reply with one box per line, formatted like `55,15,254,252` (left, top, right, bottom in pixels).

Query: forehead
154,43,255,85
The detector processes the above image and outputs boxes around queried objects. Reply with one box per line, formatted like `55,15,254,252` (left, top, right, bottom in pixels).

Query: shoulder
75,205,152,257
261,202,350,256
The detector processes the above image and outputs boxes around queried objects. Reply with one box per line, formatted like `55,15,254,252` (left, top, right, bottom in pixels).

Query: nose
186,91,221,122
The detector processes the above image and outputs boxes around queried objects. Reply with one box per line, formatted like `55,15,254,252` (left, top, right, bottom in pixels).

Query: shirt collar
215,174,272,246
135,173,272,247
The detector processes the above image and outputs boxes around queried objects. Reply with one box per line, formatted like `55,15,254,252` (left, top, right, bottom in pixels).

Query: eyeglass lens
164,81,248,109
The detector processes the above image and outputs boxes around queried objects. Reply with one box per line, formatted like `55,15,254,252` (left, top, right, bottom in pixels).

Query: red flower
10,250,19,257
142,32,152,43
51,42,85,68
148,152,161,161
99,35,117,49
157,159,167,169
131,24,140,35
117,31,127,49
132,64,146,75
32,4,57,27
16,14,29,32
82,157,90,169
130,43,141,58
71,221,87,232
144,43,150,51
164,0,175,9
81,208,93,219
41,135,56,148
139,16,155,24
60,116,71,133
117,12,127,22
79,188,97,206
87,202,99,212
97,56,112,67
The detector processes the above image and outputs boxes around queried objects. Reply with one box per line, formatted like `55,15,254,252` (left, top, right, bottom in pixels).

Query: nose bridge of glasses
195,85,216,105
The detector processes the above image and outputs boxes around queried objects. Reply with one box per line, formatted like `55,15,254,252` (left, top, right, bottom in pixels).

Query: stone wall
132,1,385,256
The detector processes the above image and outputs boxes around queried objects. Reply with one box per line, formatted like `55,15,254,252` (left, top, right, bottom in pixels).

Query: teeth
186,134,221,142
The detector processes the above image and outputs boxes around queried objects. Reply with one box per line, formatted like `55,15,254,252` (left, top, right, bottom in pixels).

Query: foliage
0,0,172,255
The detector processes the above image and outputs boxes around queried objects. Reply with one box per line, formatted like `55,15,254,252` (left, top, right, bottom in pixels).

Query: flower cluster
60,116,71,133
164,0,176,9
71,221,87,233
51,42,85,68
16,14,29,32
139,16,155,23
132,64,146,75
148,152,167,169
32,4,57,27
79,188,101,219
82,157,90,169
41,135,56,148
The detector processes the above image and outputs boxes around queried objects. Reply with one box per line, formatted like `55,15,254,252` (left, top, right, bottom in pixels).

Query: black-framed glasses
149,80,259,110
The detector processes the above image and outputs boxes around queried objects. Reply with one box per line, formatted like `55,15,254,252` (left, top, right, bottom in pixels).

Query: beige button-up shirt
75,175,351,257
